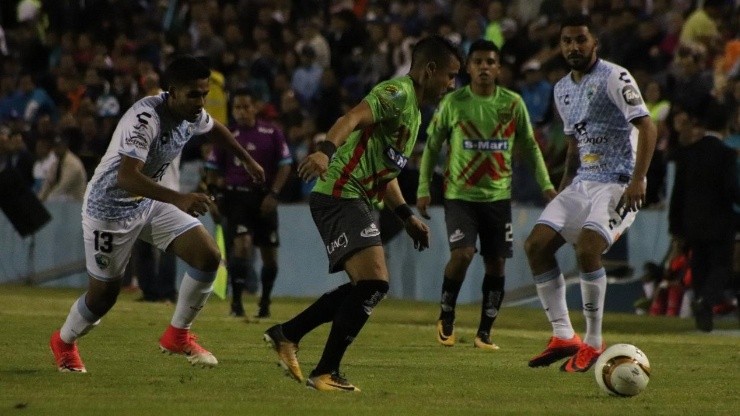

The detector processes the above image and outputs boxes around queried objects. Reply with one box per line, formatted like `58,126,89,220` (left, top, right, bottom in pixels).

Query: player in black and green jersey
416,39,556,350
263,36,462,392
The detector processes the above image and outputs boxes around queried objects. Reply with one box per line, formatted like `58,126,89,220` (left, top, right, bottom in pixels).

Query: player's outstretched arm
208,120,265,183
298,100,375,182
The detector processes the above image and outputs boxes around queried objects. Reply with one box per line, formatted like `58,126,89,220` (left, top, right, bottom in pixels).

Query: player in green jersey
416,39,556,350
263,35,462,392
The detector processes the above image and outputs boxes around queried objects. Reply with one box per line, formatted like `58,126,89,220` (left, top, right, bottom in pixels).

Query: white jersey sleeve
117,108,161,162
605,67,649,123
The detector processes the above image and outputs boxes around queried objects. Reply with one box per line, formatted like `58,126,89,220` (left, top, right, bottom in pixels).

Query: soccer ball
594,343,651,397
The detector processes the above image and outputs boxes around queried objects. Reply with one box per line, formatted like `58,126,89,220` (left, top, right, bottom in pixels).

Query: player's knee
450,247,475,266
193,245,221,272
574,245,601,269
524,234,544,259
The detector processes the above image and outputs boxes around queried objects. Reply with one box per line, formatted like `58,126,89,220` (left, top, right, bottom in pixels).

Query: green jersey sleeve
312,76,421,207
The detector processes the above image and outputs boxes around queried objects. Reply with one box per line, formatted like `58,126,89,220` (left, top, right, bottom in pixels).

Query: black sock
313,280,389,375
260,266,278,307
281,283,353,343
227,258,248,306
439,276,463,322
478,274,505,335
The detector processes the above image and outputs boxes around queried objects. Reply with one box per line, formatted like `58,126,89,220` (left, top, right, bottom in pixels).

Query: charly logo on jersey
559,94,571,105
463,139,509,151
384,146,408,170
95,254,110,270
621,85,643,106
449,229,465,243
326,232,348,254
360,223,380,238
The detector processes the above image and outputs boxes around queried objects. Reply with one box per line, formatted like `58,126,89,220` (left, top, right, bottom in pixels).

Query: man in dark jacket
669,101,738,332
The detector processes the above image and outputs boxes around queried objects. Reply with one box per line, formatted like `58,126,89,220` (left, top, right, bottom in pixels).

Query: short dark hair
164,55,210,88
410,35,463,71
560,14,594,34
467,39,499,60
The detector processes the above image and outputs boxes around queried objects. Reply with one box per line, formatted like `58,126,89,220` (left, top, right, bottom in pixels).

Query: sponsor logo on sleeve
125,132,149,150
385,146,408,170
621,85,643,106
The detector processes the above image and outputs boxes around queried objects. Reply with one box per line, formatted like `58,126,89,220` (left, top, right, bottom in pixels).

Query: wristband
316,140,337,159
394,204,414,222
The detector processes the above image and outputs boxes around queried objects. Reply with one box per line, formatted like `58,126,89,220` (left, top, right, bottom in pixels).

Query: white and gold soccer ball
594,343,651,397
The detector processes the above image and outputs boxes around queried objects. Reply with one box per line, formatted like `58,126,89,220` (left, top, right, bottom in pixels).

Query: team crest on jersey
95,254,110,270
559,94,571,105
384,84,400,97
586,84,597,100
496,107,513,122
621,85,643,105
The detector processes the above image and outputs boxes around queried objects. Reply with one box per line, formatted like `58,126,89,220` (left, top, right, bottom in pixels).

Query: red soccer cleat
159,325,218,367
528,334,583,367
50,330,87,373
560,343,605,373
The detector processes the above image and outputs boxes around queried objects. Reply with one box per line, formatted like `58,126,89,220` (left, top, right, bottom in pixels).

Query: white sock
171,271,214,329
60,294,100,344
581,268,606,349
534,268,575,339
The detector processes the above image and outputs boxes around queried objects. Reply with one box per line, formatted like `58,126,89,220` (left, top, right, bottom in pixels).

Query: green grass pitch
1,285,738,415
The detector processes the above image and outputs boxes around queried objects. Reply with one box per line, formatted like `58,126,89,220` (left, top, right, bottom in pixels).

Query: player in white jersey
523,15,657,373
49,55,265,372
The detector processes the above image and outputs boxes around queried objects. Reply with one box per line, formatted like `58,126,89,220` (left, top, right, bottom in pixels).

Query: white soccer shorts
536,179,637,252
82,200,201,280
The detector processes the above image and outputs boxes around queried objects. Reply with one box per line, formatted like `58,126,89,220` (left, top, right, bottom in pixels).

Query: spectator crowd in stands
0,0,738,204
